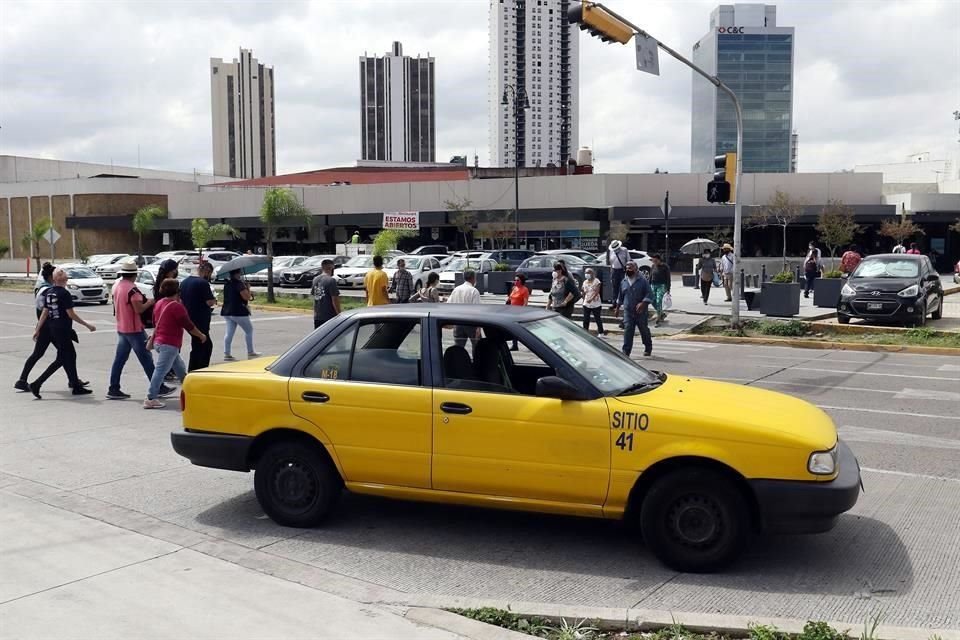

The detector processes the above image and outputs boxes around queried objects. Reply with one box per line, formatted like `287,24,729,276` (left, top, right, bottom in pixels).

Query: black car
837,254,944,326
485,249,536,269
279,255,347,287
516,254,591,292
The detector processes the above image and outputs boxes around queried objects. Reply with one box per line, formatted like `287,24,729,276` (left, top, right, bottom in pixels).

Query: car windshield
577,253,600,263
65,267,97,279
525,317,660,395
274,257,297,268
387,257,422,269
853,258,919,279
345,255,375,268
554,255,588,265
444,258,486,271
301,256,329,268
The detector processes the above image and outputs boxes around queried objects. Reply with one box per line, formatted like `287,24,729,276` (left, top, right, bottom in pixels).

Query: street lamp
502,84,530,249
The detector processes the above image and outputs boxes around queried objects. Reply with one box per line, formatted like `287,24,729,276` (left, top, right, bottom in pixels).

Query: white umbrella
680,238,719,255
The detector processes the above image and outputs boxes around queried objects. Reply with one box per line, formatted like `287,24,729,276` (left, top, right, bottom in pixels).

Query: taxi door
430,324,610,508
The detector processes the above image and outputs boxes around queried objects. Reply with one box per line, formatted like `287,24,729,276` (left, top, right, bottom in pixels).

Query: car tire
837,314,850,325
254,440,341,528
931,295,943,320
639,468,749,573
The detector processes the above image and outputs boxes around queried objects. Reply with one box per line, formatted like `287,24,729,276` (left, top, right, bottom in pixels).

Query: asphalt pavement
1,290,958,634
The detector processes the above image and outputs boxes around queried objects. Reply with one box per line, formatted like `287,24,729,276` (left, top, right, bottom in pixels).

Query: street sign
635,33,660,76
44,228,61,245
382,211,419,231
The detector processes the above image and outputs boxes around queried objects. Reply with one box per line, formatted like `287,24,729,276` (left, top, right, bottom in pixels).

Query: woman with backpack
803,242,822,299
411,272,441,303
546,260,579,319
697,251,717,305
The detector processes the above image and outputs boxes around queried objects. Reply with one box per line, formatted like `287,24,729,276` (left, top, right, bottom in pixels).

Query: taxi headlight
808,446,837,475
841,283,856,296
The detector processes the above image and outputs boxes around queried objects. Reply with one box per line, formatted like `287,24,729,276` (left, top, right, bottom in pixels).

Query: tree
260,187,312,302
444,197,475,249
20,217,53,270
815,200,859,267
372,228,415,257
606,222,629,244
191,218,237,262
477,211,513,250
709,225,733,246
879,217,924,248
131,204,165,260
749,190,805,271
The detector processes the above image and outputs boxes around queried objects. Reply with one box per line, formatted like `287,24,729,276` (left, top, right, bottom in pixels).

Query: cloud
0,0,956,177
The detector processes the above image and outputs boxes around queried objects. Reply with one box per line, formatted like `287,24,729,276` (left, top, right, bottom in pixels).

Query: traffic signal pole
572,2,745,326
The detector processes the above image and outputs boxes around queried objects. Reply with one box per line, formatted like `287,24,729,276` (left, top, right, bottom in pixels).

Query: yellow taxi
171,305,861,572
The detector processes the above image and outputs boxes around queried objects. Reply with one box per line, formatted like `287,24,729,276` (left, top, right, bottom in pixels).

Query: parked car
155,250,201,262
143,261,189,283
92,254,132,280
384,255,443,291
516,254,591,293
35,264,108,304
485,249,536,269
437,256,498,294
837,254,944,326
132,269,157,299
85,254,124,267
538,249,601,264
335,255,379,289
280,255,348,288
248,255,309,286
408,245,449,255
597,249,654,274
199,250,241,269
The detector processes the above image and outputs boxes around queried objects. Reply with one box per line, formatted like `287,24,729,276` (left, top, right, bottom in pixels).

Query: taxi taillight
180,390,186,412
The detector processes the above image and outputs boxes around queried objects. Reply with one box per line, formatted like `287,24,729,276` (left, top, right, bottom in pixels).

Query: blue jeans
223,315,254,356
622,311,653,357
109,331,155,392
148,343,186,400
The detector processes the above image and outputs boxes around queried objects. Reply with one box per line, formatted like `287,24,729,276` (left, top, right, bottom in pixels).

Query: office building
488,0,579,168
691,4,794,173
210,48,276,179
790,131,798,173
360,42,436,163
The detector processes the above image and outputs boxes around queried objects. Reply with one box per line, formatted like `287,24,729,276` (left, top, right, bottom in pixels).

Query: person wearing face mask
580,268,604,335
506,273,530,350
545,261,579,318
697,250,717,305
616,260,654,357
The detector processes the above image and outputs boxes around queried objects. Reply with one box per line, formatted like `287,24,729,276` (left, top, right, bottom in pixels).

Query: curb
404,608,531,640
806,321,959,337
672,333,960,355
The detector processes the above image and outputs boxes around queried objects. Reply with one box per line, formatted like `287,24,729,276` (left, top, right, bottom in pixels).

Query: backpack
128,287,154,328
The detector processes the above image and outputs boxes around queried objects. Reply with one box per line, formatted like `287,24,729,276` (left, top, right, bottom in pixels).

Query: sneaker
247,352,262,358
68,379,90,389
106,389,131,400
643,351,653,357
158,385,177,398
14,380,29,392
72,387,93,396
143,398,165,409
29,382,42,399
223,354,236,361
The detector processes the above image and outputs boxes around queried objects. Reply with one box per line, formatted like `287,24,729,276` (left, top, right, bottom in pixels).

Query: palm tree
191,218,237,263
260,187,311,302
20,218,52,273
131,204,165,261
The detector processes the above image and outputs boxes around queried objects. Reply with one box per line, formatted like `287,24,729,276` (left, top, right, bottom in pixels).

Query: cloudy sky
1,0,956,176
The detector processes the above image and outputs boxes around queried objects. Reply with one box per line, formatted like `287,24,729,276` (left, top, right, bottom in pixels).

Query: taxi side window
305,320,423,386
304,326,355,381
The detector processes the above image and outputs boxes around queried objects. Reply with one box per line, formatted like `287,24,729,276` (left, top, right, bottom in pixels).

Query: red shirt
113,278,144,333
508,284,530,306
152,298,196,349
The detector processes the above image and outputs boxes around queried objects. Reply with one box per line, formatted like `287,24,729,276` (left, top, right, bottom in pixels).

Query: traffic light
707,152,736,203
567,2,634,44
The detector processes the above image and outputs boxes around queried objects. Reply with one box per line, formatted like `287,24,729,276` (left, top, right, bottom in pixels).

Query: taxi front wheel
254,441,341,528
639,469,749,573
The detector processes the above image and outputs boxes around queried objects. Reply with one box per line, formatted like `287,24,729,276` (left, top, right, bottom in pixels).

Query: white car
335,254,378,288
383,255,444,291
537,249,601,264
143,261,189,282
437,256,498,294
36,264,109,305
91,254,132,280
598,249,654,274
248,255,309,285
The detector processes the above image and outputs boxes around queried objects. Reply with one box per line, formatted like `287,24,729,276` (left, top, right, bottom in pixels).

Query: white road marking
744,354,945,369
0,320,36,328
938,364,960,372
861,467,960,483
818,405,960,421
894,388,960,401
839,425,960,451
790,367,956,381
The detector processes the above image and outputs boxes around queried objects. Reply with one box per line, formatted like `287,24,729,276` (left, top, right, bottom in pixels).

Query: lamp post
502,84,530,249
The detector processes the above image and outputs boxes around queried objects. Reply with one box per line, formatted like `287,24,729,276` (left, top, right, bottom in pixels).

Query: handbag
712,271,722,287
145,301,171,351
662,292,673,310
129,288,154,328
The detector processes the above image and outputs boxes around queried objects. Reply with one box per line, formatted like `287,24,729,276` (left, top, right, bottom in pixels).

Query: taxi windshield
525,317,660,396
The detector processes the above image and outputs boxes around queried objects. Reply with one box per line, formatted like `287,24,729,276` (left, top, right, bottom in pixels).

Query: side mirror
925,273,939,282
535,376,584,401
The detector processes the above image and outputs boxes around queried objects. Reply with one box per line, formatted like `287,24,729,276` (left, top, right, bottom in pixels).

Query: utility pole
663,190,670,263
502,84,529,249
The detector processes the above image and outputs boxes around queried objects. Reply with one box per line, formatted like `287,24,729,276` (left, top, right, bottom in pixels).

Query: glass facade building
691,5,794,174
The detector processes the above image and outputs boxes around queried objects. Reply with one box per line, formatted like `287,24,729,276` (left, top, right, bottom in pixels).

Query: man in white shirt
447,269,481,347
720,243,736,302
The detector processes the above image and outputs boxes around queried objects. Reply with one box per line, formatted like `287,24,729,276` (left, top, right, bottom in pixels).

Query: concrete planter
485,271,513,296
682,274,698,288
814,277,844,309
760,282,801,317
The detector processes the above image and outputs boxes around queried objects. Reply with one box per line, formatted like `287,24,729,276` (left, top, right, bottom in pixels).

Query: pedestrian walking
606,240,629,310
892,242,905,254
447,269,482,348
616,261,654,357
581,268,604,334
153,259,180,300
906,242,921,255
107,260,173,399
411,272,441,302
840,244,862,275
364,255,390,306
649,254,671,327
28,268,97,398
546,261,579,318
15,262,57,392
222,269,259,360
144,278,207,409
180,262,217,371
311,259,341,329
803,242,822,299
506,273,531,350
720,243,735,302
389,258,414,303
697,251,717,305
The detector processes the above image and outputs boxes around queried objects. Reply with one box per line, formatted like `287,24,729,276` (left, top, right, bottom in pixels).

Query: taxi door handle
440,402,472,415
301,391,330,403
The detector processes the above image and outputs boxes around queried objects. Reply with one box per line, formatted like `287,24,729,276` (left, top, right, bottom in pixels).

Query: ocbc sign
717,27,745,33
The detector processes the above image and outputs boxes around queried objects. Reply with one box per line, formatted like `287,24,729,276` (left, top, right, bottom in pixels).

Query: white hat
609,240,623,250
116,260,139,274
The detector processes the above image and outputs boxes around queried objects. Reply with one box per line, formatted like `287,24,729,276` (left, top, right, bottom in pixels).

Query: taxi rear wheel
640,469,748,573
254,441,340,528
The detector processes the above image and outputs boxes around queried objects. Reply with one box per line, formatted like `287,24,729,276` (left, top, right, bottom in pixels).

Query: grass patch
0,280,36,293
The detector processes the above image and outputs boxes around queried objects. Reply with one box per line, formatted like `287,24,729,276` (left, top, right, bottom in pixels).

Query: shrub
448,608,549,636
494,262,513,272
799,620,847,640
822,269,843,279
749,622,788,640
758,320,807,336
771,270,794,283
905,327,936,341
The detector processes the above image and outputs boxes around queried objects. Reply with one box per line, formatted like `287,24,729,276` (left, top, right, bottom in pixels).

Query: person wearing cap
720,243,736,302
606,240,630,310
107,260,173,400
616,260,654,357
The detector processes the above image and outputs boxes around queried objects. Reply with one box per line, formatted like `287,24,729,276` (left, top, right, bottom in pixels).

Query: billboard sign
382,211,420,230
